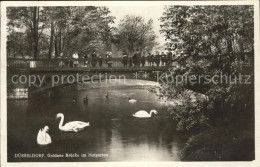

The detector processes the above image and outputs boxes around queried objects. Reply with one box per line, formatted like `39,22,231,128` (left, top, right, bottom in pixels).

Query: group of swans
37,95,157,145
80,93,134,103
83,93,107,103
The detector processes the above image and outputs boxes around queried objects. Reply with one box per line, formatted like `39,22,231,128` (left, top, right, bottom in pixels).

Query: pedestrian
122,51,128,67
72,52,79,67
105,51,110,64
109,52,113,57
122,56,128,67
133,51,138,67
58,52,64,68
91,51,97,67
98,55,103,67
128,56,133,67
137,50,141,67
147,53,151,66
155,52,160,67
65,59,69,67
84,54,89,67
150,54,155,66
161,52,166,66
107,52,113,67
108,52,113,62
69,59,73,67
167,51,173,66
141,55,145,67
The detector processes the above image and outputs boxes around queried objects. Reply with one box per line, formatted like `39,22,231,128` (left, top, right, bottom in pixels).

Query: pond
7,80,188,162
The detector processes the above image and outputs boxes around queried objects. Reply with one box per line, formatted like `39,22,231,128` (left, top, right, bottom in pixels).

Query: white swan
129,97,137,103
56,113,90,132
132,110,158,118
37,126,52,145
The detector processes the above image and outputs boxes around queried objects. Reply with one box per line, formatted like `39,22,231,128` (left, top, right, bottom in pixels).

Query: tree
50,6,115,57
159,6,254,131
7,7,42,58
7,6,115,59
113,15,157,56
41,7,71,58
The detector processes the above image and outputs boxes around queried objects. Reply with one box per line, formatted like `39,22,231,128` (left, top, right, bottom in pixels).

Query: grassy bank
181,111,254,161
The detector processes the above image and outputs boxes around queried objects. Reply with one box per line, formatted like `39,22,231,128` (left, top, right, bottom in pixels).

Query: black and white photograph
0,1,259,166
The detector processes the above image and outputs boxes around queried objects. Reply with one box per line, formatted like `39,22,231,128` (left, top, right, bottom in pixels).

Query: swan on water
129,97,137,103
132,110,158,118
37,126,52,145
56,113,90,132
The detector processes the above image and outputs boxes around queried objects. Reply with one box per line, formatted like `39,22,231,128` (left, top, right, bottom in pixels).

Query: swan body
129,97,137,103
37,126,52,145
133,110,157,118
56,113,90,132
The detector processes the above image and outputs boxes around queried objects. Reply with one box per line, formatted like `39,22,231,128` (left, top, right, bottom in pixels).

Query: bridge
7,56,252,99
7,58,173,99
7,57,173,73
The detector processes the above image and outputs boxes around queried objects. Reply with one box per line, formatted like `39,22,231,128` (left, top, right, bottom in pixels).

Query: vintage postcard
1,1,259,167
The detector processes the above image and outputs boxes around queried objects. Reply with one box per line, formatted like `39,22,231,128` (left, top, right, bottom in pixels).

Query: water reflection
9,88,28,99
8,83,187,162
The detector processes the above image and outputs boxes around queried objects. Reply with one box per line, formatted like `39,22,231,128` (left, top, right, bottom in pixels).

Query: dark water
8,84,188,162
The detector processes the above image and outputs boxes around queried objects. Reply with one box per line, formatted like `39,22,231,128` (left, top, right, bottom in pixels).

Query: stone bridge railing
7,57,175,69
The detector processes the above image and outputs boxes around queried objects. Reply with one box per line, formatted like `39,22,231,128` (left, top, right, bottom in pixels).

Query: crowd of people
60,51,112,68
59,50,174,68
122,51,175,67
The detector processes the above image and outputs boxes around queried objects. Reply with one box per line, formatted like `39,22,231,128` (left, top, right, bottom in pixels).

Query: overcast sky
109,6,166,48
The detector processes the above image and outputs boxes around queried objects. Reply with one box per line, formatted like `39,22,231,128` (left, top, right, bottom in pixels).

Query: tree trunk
20,44,24,57
13,49,16,58
59,28,62,54
32,7,39,59
240,42,245,61
27,30,33,57
227,38,233,54
54,34,58,58
49,19,54,59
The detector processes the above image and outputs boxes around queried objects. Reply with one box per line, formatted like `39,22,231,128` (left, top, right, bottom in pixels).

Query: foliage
113,15,158,56
160,6,253,56
7,6,115,59
181,111,254,160
7,7,42,58
159,6,254,131
172,93,210,131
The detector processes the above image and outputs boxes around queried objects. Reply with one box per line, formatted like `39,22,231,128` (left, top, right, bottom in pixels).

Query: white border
1,1,259,167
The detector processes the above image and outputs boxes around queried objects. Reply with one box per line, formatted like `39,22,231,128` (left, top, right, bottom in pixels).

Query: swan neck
149,111,153,117
59,115,64,129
